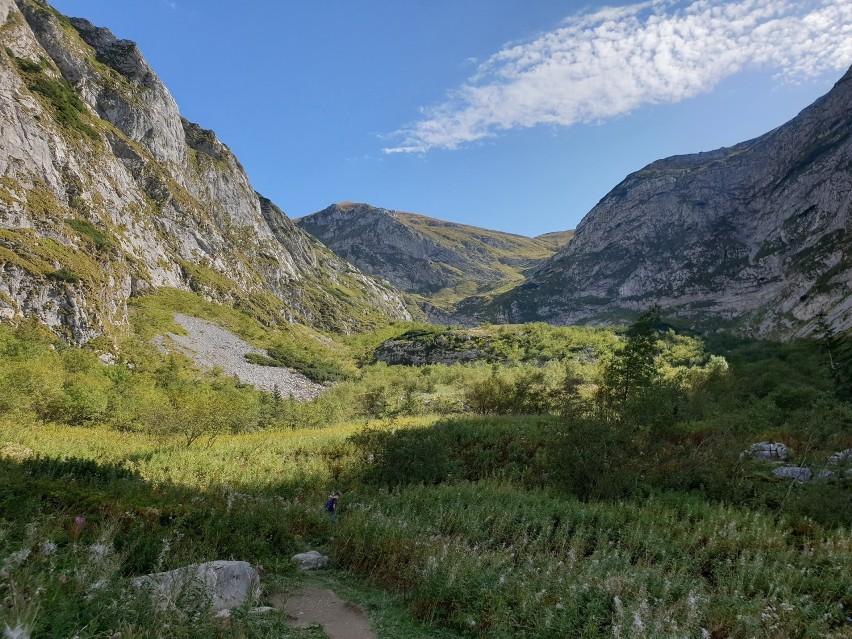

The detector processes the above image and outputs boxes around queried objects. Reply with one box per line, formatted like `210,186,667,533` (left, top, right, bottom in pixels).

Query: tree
816,315,852,401
597,306,663,419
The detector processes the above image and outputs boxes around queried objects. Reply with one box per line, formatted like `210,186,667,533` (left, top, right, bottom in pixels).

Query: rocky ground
154,313,325,400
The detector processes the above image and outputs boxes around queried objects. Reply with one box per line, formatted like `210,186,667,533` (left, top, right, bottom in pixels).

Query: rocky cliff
0,0,410,343
490,67,852,337
297,202,563,318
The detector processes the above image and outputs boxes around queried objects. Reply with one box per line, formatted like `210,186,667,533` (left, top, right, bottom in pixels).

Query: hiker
325,491,340,522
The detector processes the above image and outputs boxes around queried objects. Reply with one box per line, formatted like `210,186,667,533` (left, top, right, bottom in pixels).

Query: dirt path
272,588,377,639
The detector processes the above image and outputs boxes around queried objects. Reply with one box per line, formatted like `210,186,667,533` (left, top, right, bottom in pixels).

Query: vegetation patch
65,217,115,252
26,72,100,141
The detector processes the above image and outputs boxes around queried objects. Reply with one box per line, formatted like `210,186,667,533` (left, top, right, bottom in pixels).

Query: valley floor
1,417,850,638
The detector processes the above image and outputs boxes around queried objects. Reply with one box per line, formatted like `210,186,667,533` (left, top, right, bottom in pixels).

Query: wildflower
2,621,30,639
40,541,57,556
1,549,31,578
88,544,110,558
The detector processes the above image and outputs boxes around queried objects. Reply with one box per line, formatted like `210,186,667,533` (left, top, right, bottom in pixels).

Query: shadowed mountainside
487,66,852,337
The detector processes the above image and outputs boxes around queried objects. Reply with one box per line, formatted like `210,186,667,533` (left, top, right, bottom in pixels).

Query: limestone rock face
0,0,409,342
492,67,852,337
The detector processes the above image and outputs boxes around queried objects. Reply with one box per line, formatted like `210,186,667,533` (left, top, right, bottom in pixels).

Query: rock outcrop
0,0,410,343
491,67,852,337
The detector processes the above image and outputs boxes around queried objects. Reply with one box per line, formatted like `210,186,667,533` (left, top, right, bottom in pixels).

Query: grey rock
132,560,260,612
162,313,324,399
740,442,790,461
772,466,813,482
815,469,836,479
292,550,329,571
827,449,852,465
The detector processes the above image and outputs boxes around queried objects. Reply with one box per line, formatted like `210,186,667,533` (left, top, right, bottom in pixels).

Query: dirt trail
272,588,377,639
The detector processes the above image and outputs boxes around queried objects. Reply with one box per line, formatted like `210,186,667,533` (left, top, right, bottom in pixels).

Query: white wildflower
88,544,110,558
3,621,31,639
1,549,31,578
40,540,57,556
633,611,644,632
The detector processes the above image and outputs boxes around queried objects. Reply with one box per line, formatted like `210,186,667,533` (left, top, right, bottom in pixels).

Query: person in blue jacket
325,491,341,522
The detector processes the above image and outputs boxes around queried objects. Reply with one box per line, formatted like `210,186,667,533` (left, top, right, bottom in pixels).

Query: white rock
132,560,260,612
827,449,852,465
772,466,812,482
292,550,329,571
740,442,790,461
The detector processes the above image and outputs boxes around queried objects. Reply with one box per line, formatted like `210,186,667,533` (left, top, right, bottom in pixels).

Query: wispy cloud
384,0,852,153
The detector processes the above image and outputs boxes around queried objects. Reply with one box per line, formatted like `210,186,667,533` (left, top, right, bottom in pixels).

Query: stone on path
292,550,329,571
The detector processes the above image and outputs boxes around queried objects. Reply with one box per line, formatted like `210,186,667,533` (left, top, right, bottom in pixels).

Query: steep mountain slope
0,0,410,343
490,67,852,337
297,202,561,313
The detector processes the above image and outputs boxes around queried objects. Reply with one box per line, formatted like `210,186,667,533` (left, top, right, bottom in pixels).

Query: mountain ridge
297,202,571,319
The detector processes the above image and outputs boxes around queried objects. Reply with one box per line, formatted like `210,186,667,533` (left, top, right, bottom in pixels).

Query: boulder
292,551,329,571
815,469,836,479
132,560,260,612
772,466,812,482
740,442,790,461
827,449,852,465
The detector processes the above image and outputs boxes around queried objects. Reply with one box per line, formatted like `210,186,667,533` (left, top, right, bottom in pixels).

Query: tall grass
334,482,852,638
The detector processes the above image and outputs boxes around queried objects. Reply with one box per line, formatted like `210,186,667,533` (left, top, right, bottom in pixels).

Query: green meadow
1,294,850,638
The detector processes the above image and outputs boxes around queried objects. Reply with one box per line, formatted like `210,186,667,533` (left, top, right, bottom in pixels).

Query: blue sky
51,0,851,236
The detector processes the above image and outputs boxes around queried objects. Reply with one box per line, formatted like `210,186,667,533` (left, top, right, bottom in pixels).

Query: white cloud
384,0,852,153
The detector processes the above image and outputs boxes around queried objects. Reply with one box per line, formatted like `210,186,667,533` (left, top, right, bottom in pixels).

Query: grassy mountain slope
297,202,568,316
535,229,575,250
